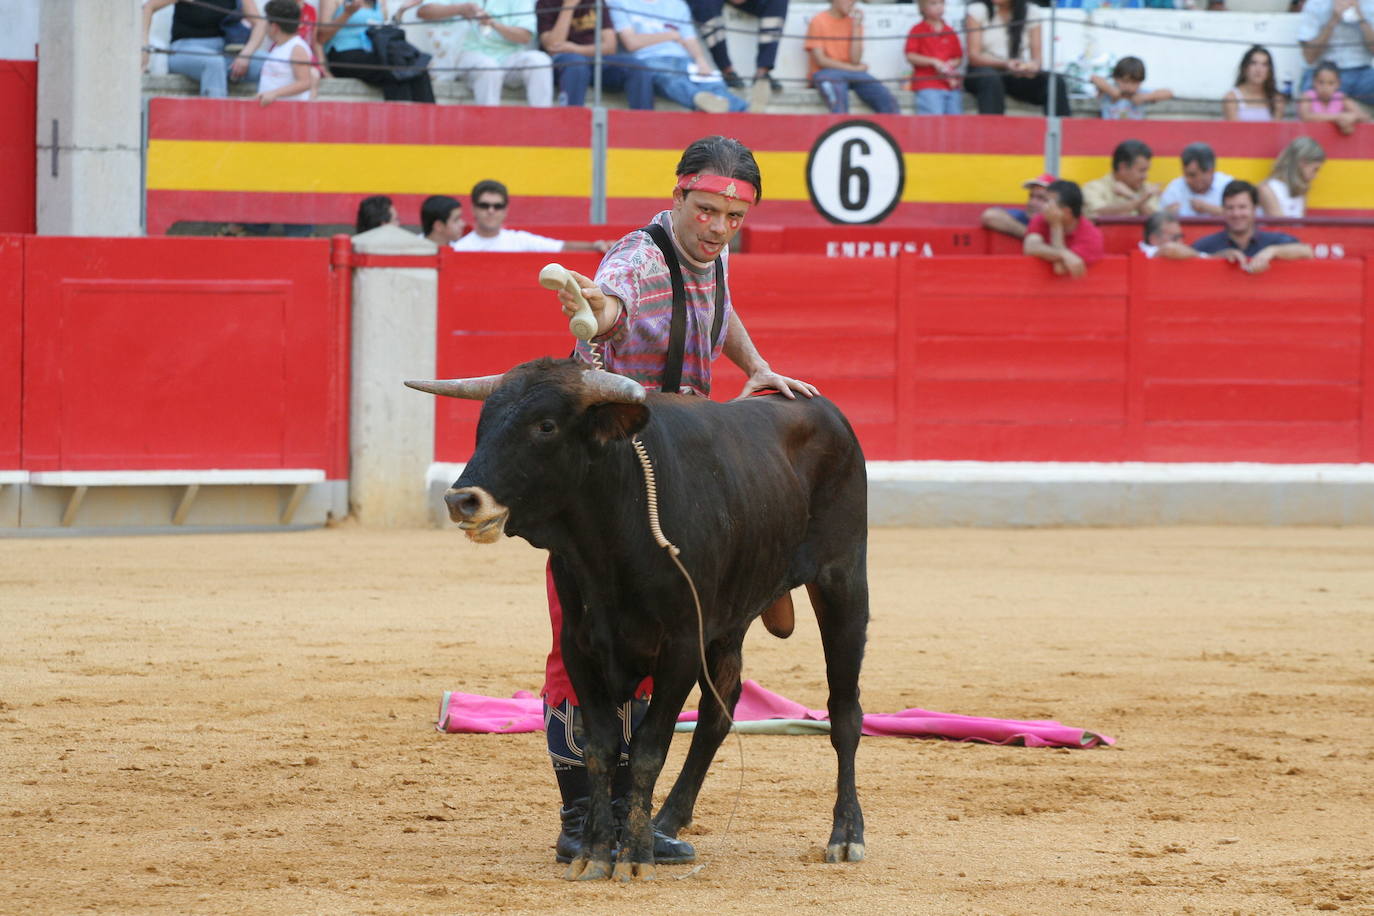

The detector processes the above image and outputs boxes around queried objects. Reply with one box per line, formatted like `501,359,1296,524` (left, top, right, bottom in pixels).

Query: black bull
407,358,869,881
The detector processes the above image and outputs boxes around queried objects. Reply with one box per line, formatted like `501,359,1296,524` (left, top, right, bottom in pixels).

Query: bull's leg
654,638,745,840
612,651,699,882
563,696,621,880
807,570,869,863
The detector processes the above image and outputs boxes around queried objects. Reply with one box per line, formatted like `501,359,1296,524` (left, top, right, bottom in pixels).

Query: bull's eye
534,418,558,438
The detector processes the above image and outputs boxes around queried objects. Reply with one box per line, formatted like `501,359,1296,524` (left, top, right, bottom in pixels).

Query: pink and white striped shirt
575,210,732,397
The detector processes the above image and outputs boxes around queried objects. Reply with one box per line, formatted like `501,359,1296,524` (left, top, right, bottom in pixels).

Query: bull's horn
404,375,504,400
581,369,647,404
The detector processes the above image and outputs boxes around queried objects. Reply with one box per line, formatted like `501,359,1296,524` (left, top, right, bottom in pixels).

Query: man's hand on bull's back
556,269,622,338
736,368,820,400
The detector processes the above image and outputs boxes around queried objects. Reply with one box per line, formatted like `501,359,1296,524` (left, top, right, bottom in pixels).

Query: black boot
553,763,589,864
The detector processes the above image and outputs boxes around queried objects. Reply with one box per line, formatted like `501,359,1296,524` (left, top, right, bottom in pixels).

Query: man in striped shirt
544,135,818,866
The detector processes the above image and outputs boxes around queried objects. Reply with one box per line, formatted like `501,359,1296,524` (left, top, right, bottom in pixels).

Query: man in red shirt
904,0,964,115
1022,179,1105,277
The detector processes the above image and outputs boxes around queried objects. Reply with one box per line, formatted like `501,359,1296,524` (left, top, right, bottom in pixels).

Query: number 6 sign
805,120,905,225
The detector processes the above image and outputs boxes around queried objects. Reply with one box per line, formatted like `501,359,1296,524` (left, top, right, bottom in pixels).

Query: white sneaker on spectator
692,91,730,113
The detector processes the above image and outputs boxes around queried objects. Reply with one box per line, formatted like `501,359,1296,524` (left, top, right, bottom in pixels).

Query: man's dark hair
675,136,763,203
1143,210,1177,243
1111,138,1152,172
264,0,301,32
1180,142,1216,173
471,180,509,206
1047,179,1083,219
1221,179,1259,206
1112,56,1145,82
356,195,394,234
421,195,461,236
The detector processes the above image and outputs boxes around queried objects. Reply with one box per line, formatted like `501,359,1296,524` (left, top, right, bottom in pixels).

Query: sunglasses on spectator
475,201,507,211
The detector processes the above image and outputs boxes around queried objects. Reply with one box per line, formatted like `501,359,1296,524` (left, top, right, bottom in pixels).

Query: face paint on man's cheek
726,216,742,230
695,212,711,224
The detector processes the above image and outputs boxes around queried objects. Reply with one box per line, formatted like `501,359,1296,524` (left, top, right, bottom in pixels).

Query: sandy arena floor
2,525,1373,915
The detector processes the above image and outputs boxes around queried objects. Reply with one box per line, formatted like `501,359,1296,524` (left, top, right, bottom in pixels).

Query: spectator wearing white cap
981,172,1054,240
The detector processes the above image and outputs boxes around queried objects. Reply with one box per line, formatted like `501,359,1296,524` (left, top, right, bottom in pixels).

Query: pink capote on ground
437,680,1114,748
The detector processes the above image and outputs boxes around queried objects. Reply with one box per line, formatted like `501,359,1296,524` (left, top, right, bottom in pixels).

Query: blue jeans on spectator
552,52,654,109
813,68,900,114
1299,64,1374,106
168,36,265,98
646,55,748,111
914,87,962,115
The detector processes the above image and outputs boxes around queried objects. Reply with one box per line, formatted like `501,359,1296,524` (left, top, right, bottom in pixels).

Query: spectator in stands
1299,61,1371,133
1296,0,1374,108
963,0,1069,117
1091,56,1173,120
319,0,436,102
980,172,1054,239
422,194,465,248
356,195,401,233
688,0,786,110
904,0,964,116
1258,136,1326,219
613,0,752,112
1160,142,1233,219
804,0,900,114
536,0,652,109
1186,180,1313,272
453,180,614,251
1223,45,1285,122
1138,211,1188,258
1082,139,1160,219
1022,179,1103,278
257,2,315,104
416,0,554,106
141,0,269,97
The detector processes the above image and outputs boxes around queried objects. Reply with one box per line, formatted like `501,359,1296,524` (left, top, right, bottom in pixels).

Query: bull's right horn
581,369,647,404
404,375,505,400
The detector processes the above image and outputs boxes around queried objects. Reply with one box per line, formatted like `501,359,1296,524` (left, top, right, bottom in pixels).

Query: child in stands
904,0,963,115
1091,56,1173,120
1299,61,1371,134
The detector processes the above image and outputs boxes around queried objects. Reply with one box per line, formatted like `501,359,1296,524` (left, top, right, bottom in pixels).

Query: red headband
675,173,758,205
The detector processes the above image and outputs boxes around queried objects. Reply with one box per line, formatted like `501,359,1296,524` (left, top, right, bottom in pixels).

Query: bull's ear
585,402,649,445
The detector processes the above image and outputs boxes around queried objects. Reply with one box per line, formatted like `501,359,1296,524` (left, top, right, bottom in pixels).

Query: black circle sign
805,120,906,225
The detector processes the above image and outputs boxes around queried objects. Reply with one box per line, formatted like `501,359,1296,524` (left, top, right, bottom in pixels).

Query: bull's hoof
825,841,866,863
563,857,614,881
612,861,656,882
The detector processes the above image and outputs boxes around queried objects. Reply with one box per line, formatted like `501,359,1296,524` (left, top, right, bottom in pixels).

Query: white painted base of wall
427,461,1374,529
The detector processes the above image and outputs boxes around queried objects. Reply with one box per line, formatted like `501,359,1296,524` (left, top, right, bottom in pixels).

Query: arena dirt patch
3,526,1373,914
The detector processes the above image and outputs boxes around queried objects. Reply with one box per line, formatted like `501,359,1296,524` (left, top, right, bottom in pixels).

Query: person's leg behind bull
543,558,696,867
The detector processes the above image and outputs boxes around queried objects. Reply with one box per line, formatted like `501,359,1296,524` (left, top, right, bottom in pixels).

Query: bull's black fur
451,358,869,877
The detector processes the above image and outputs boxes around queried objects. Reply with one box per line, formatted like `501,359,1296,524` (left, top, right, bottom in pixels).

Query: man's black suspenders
642,223,726,395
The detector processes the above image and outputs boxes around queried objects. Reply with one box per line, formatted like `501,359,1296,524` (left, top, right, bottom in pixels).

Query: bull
407,357,869,881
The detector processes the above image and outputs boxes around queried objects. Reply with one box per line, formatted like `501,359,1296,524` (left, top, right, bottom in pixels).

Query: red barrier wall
0,235,21,468
0,61,36,234
20,236,349,477
434,252,1374,464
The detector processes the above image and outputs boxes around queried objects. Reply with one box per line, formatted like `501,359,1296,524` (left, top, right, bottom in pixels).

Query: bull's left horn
581,369,647,404
404,375,505,400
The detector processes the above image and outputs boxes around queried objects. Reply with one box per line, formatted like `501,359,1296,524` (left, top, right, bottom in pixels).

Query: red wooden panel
913,380,1125,423
914,338,1126,381
1142,423,1360,463
0,62,36,234
742,225,990,258
1142,340,1361,382
1144,382,1361,422
907,423,1129,462
1363,258,1374,461
0,235,21,468
914,296,1129,338
729,255,899,336
903,256,1131,302
22,237,342,475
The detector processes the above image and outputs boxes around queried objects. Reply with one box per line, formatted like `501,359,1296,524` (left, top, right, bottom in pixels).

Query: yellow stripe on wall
148,140,1374,209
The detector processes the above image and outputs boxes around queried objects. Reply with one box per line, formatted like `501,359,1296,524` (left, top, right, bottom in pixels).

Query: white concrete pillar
36,0,142,236
349,226,440,527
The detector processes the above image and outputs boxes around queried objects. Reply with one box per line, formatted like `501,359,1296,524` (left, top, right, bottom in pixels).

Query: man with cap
980,172,1055,240
540,135,818,867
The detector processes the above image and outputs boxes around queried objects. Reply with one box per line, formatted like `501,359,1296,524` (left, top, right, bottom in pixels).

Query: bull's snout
444,486,510,543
